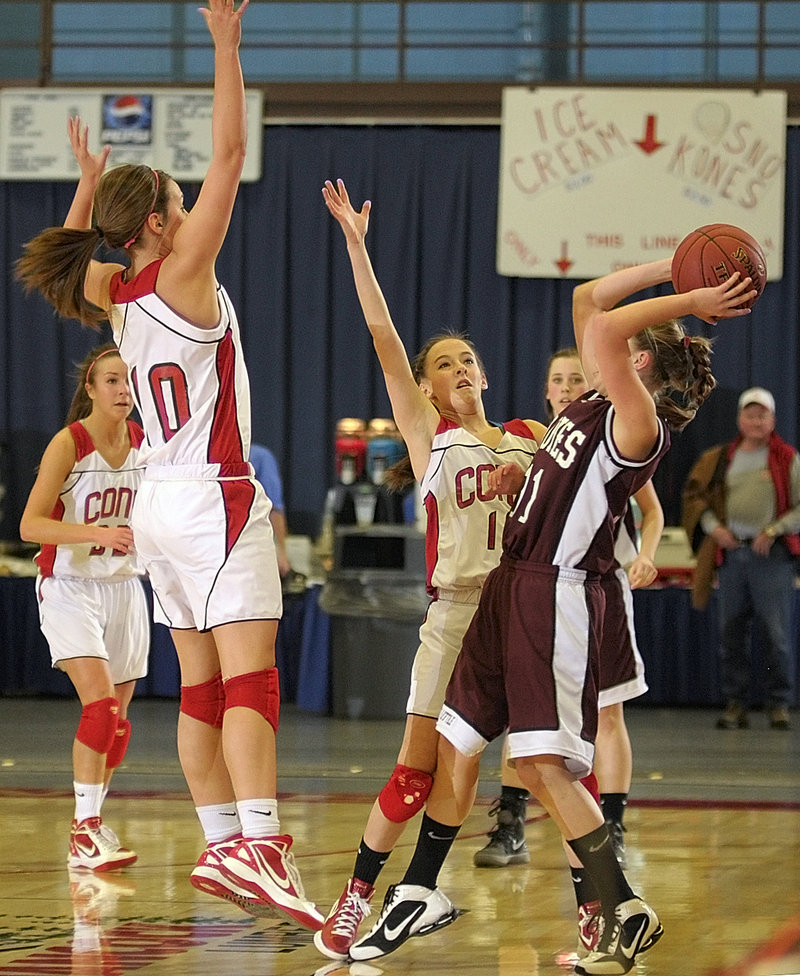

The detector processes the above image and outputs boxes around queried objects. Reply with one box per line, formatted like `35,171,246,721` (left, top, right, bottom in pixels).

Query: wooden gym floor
0,697,798,976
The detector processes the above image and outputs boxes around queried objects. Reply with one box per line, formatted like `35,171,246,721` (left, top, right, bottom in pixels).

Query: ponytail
15,227,108,329
637,322,715,431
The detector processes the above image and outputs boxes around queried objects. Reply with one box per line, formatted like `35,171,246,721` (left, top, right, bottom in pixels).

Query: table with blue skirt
1,577,798,710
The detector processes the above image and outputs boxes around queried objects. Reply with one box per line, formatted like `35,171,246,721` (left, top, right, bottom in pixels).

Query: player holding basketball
350,258,754,972
15,0,321,930
20,344,147,872
476,347,665,951
314,177,544,961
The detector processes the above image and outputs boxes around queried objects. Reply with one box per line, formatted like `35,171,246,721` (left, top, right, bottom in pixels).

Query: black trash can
320,526,428,719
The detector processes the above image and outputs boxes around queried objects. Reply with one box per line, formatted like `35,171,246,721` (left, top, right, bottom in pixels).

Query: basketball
671,223,767,309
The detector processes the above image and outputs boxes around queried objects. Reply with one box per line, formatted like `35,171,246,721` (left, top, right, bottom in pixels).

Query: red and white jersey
36,420,145,580
504,392,669,576
109,259,252,476
422,417,539,596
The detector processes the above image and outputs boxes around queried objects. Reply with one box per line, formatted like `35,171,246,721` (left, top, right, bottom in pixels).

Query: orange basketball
671,224,767,309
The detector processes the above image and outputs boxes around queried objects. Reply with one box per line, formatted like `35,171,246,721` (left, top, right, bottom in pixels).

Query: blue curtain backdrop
1,124,798,536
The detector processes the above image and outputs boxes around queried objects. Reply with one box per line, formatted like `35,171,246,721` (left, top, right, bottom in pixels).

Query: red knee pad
76,697,120,755
378,764,433,823
180,672,225,728
106,718,131,769
223,668,280,733
580,771,601,807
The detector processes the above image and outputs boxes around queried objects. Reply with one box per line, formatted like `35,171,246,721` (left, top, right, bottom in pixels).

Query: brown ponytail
635,321,715,431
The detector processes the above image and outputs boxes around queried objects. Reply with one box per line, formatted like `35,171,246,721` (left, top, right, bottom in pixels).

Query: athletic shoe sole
68,852,138,872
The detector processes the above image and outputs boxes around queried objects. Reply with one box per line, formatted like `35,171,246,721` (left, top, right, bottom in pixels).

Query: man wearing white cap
683,387,800,730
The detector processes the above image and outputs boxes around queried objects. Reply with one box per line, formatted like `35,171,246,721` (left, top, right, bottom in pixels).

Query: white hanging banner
497,86,786,280
0,88,263,182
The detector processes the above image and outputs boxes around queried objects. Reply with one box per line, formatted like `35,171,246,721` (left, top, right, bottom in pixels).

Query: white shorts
406,589,480,719
36,575,150,684
132,475,282,631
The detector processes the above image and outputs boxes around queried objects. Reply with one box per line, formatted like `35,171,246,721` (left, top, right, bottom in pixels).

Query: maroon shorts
437,556,603,778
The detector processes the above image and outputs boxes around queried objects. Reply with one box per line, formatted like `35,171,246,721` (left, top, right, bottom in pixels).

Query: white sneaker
575,897,663,975
67,818,137,872
349,883,459,960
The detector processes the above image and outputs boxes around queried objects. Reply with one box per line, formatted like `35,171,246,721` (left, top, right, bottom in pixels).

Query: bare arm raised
323,178,440,481
575,261,755,461
157,0,249,326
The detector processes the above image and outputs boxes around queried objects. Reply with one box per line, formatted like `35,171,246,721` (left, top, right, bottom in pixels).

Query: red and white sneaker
67,817,137,872
578,899,603,954
218,835,324,931
190,835,257,909
314,877,374,959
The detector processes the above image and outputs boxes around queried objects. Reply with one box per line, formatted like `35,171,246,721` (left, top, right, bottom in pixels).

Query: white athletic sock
195,802,242,844
237,798,280,839
74,782,104,823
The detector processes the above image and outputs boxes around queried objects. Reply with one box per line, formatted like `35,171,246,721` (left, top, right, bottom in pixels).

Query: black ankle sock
501,785,530,815
601,793,628,826
570,865,599,907
568,824,634,911
401,814,460,889
352,837,392,887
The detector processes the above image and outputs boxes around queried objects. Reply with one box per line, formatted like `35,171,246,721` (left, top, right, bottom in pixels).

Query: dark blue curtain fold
1,124,798,536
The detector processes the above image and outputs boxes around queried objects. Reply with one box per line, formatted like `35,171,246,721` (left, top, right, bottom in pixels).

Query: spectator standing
682,387,800,730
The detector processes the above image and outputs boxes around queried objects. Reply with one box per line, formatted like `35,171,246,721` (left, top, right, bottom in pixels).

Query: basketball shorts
437,558,603,779
132,473,282,631
597,567,648,708
36,575,150,683
406,588,481,719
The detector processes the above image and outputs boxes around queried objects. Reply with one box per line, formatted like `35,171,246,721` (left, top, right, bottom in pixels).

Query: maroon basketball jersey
503,391,669,575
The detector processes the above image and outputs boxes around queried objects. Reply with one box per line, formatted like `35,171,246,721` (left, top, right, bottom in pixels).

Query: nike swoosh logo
253,810,274,817
383,903,426,942
427,832,452,841
75,839,100,856
621,917,649,959
588,838,608,853
253,849,295,892
219,811,237,816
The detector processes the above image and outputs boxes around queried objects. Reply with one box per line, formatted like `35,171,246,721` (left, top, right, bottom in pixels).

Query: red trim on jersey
424,491,440,595
69,421,95,461
502,418,538,440
35,496,65,578
208,327,245,466
220,478,256,557
109,259,164,303
127,420,145,449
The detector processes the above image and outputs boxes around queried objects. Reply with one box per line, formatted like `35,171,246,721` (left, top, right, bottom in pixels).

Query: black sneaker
349,883,459,960
575,897,663,975
605,819,626,868
473,800,530,868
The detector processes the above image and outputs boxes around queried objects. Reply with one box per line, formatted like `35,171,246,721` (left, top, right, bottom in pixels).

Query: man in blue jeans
683,387,800,730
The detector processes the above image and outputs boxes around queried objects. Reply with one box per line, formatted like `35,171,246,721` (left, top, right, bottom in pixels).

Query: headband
85,348,118,383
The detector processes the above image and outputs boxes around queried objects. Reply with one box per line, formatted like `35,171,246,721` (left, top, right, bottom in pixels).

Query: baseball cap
738,387,775,413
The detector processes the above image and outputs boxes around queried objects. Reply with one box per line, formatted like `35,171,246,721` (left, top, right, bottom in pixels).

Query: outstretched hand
199,0,248,47
322,179,371,246
690,271,758,325
67,117,111,182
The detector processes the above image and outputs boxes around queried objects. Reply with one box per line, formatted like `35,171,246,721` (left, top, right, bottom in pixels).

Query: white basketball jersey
109,259,252,475
36,420,145,580
421,417,539,595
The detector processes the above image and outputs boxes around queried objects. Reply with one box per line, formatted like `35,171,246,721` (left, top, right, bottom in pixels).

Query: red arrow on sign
555,241,573,274
635,114,665,154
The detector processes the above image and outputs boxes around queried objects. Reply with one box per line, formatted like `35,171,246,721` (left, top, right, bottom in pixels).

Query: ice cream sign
497,86,786,279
